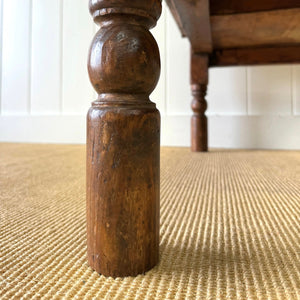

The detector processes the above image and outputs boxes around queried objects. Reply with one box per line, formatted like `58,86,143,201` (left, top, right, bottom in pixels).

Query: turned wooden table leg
190,52,209,152
86,0,162,277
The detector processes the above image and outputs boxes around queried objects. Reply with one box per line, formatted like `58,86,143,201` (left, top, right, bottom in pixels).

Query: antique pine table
85,0,300,277
86,0,161,278
166,0,300,151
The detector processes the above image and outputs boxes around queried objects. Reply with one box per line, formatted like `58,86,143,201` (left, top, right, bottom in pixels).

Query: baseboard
162,115,300,149
0,115,87,144
0,114,299,149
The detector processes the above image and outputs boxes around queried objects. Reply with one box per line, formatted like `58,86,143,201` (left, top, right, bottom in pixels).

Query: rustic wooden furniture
166,0,300,151
86,0,300,278
86,0,161,277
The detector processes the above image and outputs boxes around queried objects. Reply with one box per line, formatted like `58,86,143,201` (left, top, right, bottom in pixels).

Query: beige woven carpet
1,144,300,300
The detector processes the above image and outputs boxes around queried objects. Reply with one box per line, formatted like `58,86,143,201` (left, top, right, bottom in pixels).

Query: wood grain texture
210,46,300,66
210,0,300,15
31,0,62,113
190,54,208,152
86,0,161,277
211,8,300,49
165,1,300,152
165,0,212,52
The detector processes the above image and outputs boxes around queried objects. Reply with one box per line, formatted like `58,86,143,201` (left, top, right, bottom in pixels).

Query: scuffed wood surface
211,8,300,49
165,0,212,52
86,0,161,277
210,46,300,66
210,0,300,15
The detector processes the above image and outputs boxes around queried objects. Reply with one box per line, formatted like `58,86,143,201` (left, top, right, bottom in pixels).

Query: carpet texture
0,144,300,299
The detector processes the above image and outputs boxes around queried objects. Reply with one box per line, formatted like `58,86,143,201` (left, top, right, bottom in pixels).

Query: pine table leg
191,52,209,152
86,0,162,277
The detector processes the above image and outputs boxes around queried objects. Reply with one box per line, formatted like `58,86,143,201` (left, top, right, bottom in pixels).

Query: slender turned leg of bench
86,0,162,277
190,52,209,152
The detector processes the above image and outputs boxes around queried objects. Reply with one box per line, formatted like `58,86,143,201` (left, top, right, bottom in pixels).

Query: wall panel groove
28,0,32,114
1,0,31,114
59,0,63,114
62,0,94,114
293,65,300,115
245,67,249,115
31,0,61,113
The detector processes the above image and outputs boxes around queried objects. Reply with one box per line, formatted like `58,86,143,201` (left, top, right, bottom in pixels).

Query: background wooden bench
166,0,300,151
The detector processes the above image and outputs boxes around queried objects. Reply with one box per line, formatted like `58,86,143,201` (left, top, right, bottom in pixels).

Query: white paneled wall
62,0,94,114
2,0,31,114
0,0,299,149
294,66,300,115
31,0,62,114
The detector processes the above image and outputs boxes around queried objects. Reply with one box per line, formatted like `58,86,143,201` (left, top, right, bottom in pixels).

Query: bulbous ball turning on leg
88,24,160,97
86,0,162,277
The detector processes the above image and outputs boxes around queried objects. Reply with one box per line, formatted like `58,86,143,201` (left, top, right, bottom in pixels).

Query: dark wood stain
210,46,300,66
86,0,161,277
210,0,300,15
190,53,209,152
165,0,300,152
